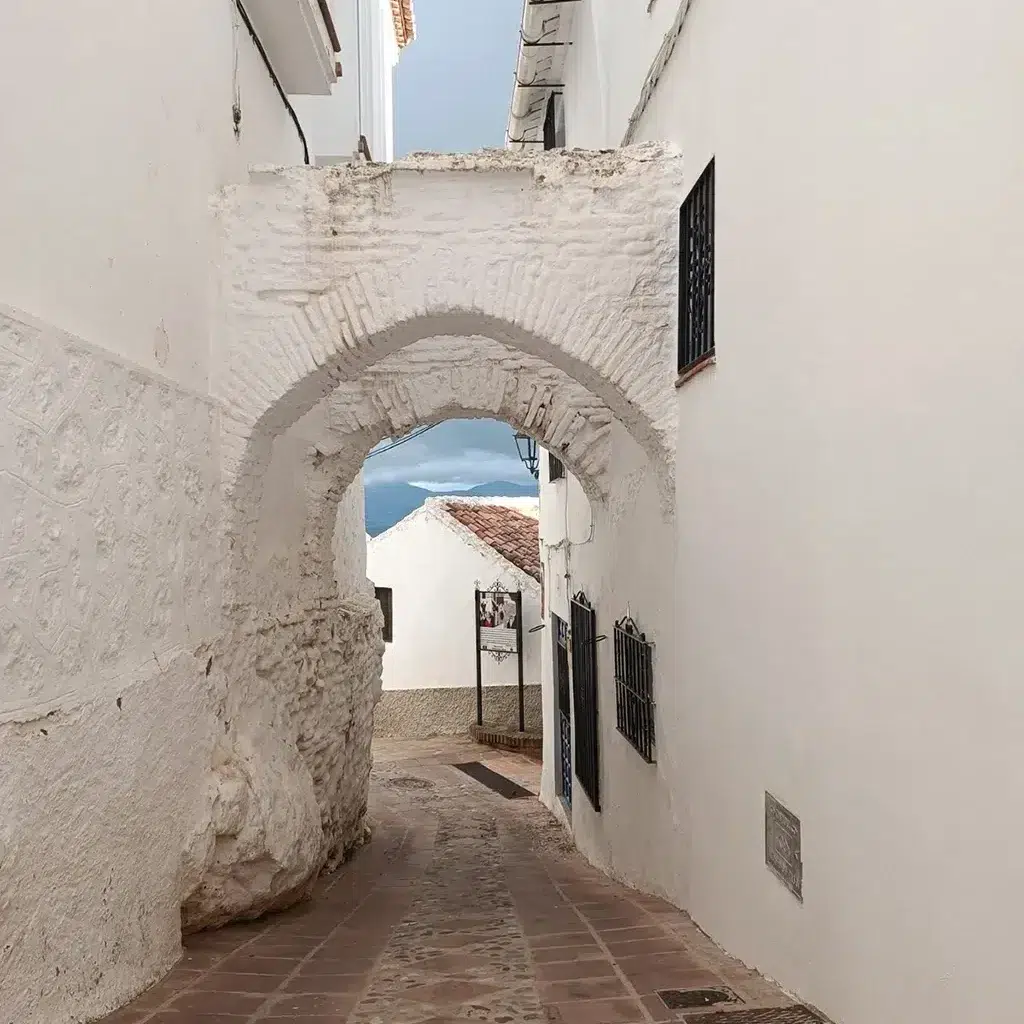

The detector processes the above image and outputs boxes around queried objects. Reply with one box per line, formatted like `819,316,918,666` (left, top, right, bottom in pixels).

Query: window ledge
243,0,339,96
675,353,716,389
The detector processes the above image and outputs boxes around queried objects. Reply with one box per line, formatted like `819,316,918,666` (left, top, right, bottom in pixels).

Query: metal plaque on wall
765,791,803,902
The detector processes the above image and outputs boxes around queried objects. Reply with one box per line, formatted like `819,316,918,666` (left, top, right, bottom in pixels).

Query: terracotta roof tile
443,502,542,582
390,0,415,47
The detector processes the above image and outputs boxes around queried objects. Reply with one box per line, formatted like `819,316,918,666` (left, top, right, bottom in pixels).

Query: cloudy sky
363,0,531,492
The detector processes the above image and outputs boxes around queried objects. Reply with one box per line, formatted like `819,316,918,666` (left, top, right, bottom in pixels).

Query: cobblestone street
100,739,804,1024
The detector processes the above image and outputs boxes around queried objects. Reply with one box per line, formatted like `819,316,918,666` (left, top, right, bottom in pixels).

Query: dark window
571,592,600,811
553,613,572,806
549,453,565,481
375,586,393,643
614,615,655,762
678,157,715,375
543,92,565,150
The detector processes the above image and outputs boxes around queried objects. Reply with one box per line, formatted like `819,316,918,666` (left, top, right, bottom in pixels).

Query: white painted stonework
0,145,681,1023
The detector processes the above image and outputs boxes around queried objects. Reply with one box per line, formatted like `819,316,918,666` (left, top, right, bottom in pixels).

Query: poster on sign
477,587,519,657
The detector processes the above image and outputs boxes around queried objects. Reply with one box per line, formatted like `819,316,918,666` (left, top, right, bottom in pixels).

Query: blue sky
363,0,532,491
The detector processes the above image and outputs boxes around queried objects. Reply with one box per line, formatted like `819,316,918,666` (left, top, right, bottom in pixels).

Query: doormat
453,761,532,799
658,986,740,1010
681,1009,825,1023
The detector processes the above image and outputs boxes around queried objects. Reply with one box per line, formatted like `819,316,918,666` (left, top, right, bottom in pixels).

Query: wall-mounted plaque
765,791,803,902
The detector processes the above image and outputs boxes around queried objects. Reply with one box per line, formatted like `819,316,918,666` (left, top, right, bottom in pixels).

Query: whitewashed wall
0,4,324,1021
536,429,680,890
558,2,1024,1023
367,502,542,692
291,0,400,164
0,0,307,391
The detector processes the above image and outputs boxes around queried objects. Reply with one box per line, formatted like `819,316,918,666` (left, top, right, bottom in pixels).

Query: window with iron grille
614,616,655,762
570,592,600,811
553,613,572,807
549,453,565,481
375,587,393,643
678,157,715,376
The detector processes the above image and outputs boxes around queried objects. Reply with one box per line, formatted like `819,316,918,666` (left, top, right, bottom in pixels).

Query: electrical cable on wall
234,0,311,164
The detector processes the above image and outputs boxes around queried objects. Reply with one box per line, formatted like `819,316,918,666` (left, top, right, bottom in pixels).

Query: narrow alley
101,740,811,1024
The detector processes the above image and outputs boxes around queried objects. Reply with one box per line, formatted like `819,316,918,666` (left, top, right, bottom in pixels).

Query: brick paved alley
100,739,808,1024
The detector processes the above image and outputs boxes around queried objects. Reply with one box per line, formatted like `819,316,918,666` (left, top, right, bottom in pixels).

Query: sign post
515,590,525,732
474,587,483,727
475,583,523,729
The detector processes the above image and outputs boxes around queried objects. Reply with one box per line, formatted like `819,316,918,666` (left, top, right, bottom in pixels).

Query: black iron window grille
375,586,393,643
553,613,572,806
570,592,600,811
614,615,655,762
678,157,715,376
549,453,565,481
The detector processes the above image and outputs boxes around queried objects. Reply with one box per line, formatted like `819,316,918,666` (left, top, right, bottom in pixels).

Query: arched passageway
190,318,669,929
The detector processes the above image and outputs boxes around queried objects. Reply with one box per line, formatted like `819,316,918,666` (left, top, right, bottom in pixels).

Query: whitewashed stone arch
213,144,687,507
287,336,612,598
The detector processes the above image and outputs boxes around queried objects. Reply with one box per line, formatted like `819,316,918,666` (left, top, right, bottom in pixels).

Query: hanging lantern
513,431,539,479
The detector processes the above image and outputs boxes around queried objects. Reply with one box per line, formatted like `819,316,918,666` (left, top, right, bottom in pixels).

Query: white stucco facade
291,0,411,165
514,4,1024,1024
366,497,543,736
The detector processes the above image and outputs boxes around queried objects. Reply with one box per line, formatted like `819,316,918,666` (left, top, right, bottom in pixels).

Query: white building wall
558,3,1024,1024
0,0,308,392
291,0,400,164
367,506,542,692
0,4,342,1021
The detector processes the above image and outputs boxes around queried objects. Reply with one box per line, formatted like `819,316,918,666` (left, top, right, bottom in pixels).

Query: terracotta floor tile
282,973,367,994
529,931,596,949
216,954,300,975
191,971,283,993
532,944,604,965
168,989,266,1015
619,967,723,995
535,958,618,983
549,997,645,1024
600,937,688,958
301,955,376,974
537,975,630,1002
590,918,650,933
596,925,665,942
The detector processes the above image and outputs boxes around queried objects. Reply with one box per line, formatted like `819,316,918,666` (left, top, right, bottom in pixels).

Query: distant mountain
364,479,538,537
363,483,431,537
462,481,538,498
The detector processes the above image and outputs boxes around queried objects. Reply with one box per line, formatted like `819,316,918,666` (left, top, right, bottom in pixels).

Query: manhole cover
683,1009,824,1023
659,987,740,1010
385,776,434,790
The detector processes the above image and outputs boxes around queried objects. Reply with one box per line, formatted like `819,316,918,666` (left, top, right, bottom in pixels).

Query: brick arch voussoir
233,277,672,487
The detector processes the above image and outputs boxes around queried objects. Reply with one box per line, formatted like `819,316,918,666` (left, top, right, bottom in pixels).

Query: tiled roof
443,502,542,582
391,0,415,48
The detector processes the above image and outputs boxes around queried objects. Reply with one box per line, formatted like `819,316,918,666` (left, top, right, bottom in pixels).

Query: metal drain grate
453,761,532,799
683,1008,824,1024
659,987,740,1010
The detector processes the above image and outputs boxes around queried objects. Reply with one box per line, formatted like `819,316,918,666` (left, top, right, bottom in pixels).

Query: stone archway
212,144,685,504
185,144,686,931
